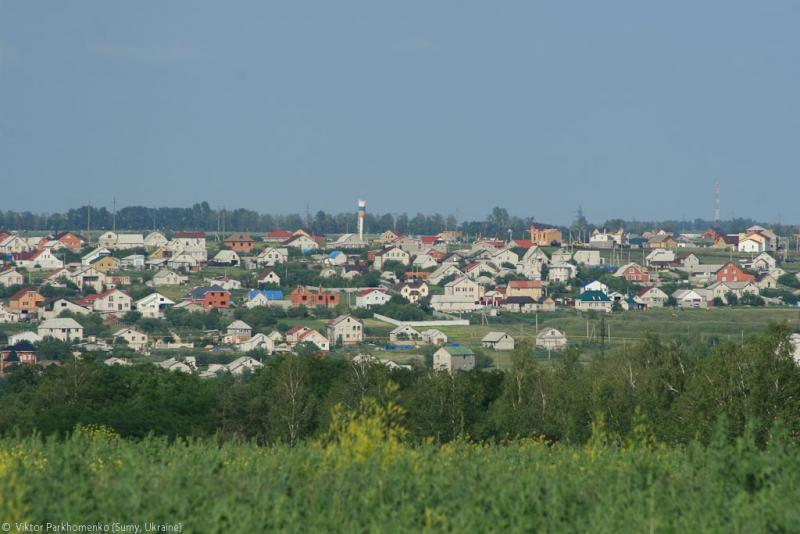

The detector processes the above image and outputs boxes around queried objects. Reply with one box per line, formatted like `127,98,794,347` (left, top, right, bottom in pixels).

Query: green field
367,307,800,368
1,420,797,532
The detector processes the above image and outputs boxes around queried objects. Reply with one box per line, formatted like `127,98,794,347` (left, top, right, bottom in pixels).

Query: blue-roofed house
326,250,348,266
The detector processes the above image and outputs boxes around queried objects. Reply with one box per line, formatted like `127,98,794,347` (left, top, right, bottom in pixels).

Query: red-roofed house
614,263,651,283
285,325,330,351
13,249,64,271
716,262,755,283
264,229,293,242
53,232,85,252
506,280,544,300
355,288,391,308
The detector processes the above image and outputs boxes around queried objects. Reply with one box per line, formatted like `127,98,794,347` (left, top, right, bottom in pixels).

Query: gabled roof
717,235,740,245
82,288,129,301
286,325,308,335
635,286,665,298
482,331,511,342
503,296,535,305
440,346,474,357
247,289,284,301
297,328,326,343
9,287,40,300
265,229,293,239
357,288,387,297
508,280,543,289
580,290,611,302
174,232,206,239
444,276,474,287
648,234,674,243
0,268,21,277
390,324,420,334
39,317,83,330
374,246,407,257
328,314,361,327
224,233,254,243
283,234,317,245
113,327,146,337
12,250,42,261
187,285,228,299
90,255,120,264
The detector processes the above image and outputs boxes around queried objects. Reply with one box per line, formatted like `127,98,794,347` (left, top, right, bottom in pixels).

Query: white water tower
357,199,366,241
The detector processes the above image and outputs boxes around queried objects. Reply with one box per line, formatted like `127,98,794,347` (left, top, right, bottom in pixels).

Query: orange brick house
289,285,340,308
1,343,38,376
529,226,563,246
9,288,45,313
716,262,755,283
186,285,231,310
224,233,255,253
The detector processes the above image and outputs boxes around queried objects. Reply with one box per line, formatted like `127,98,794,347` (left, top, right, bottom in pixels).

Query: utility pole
112,197,116,233
600,315,606,357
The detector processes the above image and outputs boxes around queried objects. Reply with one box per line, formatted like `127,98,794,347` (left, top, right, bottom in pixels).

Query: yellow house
506,280,544,300
739,232,768,246
90,255,121,273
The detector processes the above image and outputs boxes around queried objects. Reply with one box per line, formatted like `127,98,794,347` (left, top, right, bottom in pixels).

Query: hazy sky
1,1,798,224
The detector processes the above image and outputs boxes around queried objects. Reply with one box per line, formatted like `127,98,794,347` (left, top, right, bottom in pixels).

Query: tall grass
1,417,798,532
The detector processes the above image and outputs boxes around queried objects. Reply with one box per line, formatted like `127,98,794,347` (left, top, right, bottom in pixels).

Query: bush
739,293,765,306
122,310,142,324
778,273,800,289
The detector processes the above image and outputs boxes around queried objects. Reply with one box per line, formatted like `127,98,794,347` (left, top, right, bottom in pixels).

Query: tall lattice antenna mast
714,181,721,224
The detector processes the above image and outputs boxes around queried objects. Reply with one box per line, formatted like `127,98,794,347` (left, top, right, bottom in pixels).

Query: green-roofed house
433,346,475,373
576,290,613,313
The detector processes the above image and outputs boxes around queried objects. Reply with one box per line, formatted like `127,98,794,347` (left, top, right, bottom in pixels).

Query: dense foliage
1,324,798,447
0,409,798,531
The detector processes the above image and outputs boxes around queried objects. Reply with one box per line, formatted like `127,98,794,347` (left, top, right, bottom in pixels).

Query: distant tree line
0,202,794,237
0,202,459,236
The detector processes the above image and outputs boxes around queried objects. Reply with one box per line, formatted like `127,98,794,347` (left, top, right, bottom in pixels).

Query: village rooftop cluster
1,217,800,376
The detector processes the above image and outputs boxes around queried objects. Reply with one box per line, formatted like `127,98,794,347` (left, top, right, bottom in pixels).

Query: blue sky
1,1,798,224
